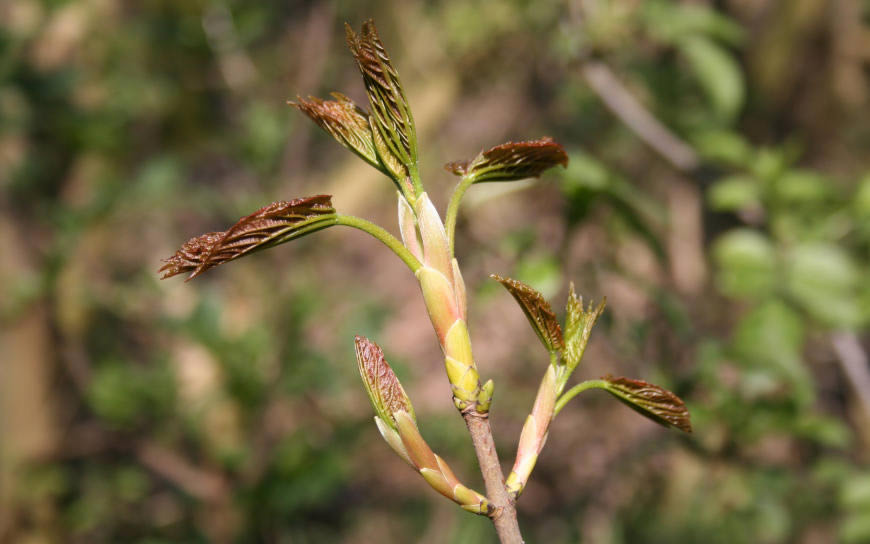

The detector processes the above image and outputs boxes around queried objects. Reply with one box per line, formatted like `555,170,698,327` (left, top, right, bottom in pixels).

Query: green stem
336,214,423,273
553,379,608,416
409,165,425,199
445,175,475,256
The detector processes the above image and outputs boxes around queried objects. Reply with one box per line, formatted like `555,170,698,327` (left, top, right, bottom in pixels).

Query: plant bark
464,411,523,543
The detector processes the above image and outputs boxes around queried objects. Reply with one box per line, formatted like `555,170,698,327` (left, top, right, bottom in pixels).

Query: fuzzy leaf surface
346,20,416,183
290,93,383,171
445,138,568,183
160,195,336,280
601,376,692,433
563,284,606,372
355,336,415,428
492,274,564,352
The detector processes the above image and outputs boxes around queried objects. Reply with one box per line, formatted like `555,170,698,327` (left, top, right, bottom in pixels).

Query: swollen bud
415,193,452,279
354,335,415,429
477,379,495,414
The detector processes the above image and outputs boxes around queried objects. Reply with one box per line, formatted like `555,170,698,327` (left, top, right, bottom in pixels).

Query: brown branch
464,411,524,544
580,60,700,172
135,440,229,500
831,332,870,421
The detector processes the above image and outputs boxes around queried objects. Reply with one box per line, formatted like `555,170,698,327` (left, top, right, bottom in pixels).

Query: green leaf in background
712,229,777,298
678,35,745,121
708,175,760,212
772,170,831,206
786,243,863,328
560,151,667,261
852,173,870,219
642,0,745,45
691,130,753,166
88,362,175,428
732,300,813,405
840,474,870,544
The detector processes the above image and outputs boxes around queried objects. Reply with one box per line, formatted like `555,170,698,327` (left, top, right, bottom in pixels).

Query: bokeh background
2,1,870,542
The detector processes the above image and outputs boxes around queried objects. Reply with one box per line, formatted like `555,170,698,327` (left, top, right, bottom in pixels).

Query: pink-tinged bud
507,415,540,497
507,364,557,498
530,364,558,433
394,410,438,471
374,415,413,466
355,336,415,428
414,193,452,280
415,266,460,343
420,468,454,498
398,194,423,262
392,410,493,515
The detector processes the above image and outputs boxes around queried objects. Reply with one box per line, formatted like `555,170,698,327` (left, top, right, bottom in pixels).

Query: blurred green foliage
2,1,870,543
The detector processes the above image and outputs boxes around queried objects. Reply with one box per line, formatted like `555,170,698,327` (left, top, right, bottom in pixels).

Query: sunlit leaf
491,274,563,352
160,195,337,280
346,20,417,184
446,138,568,183
601,376,692,433
354,335,415,429
563,283,605,372
290,93,384,172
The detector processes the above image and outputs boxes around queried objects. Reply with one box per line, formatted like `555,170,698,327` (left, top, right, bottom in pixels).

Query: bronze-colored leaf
290,93,383,171
160,195,336,281
355,335,415,428
444,138,568,183
491,274,564,353
601,376,692,433
345,20,417,184
563,283,606,372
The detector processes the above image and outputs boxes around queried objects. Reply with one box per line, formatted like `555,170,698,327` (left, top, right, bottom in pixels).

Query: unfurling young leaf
355,337,492,516
600,376,692,433
345,20,418,192
290,93,384,172
492,275,564,353
445,138,568,183
160,195,337,280
563,283,606,372
354,335,415,428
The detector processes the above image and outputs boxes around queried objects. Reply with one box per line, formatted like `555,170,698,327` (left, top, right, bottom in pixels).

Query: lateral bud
477,379,495,414
506,364,558,499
